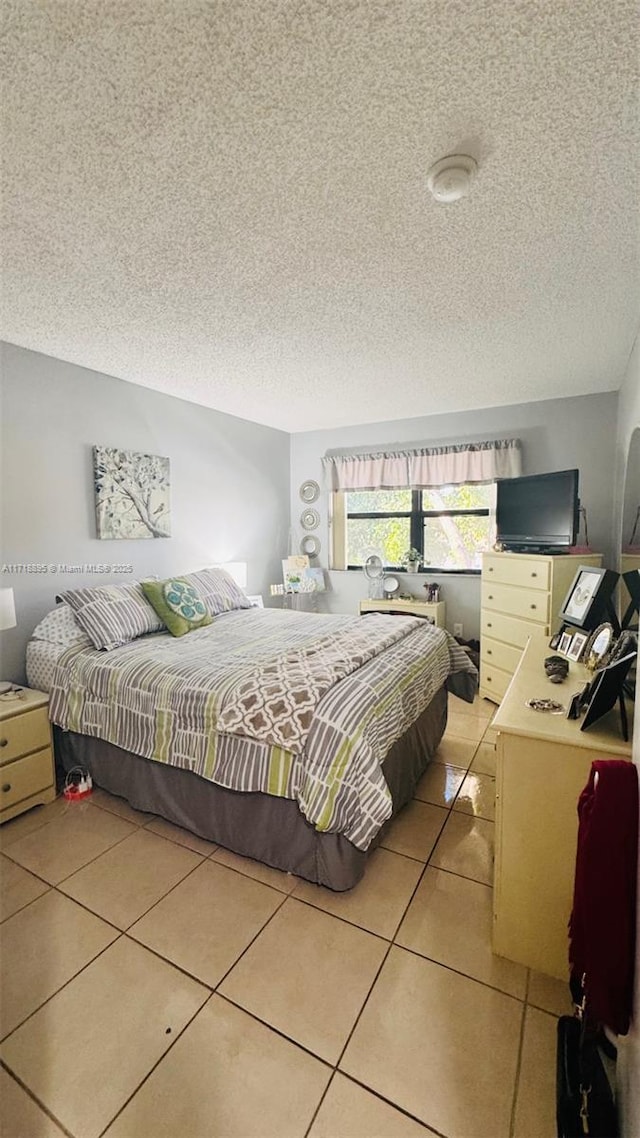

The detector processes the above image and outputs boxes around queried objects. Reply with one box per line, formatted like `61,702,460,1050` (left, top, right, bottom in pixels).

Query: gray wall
290,392,619,638
0,342,290,683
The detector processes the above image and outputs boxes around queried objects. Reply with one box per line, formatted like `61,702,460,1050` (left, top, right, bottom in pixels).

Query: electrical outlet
453,622,463,637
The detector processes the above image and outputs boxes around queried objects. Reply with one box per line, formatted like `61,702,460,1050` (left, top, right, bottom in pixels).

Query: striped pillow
184,567,251,616
58,583,164,650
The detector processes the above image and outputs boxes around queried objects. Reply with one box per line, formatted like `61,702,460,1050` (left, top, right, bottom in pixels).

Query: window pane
421,484,495,511
346,517,411,566
346,489,412,513
423,515,493,571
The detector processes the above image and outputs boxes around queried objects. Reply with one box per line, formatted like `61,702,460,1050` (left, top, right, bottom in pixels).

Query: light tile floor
0,695,561,1138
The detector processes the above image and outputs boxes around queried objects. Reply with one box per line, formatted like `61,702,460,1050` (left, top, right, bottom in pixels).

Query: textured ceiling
2,0,639,432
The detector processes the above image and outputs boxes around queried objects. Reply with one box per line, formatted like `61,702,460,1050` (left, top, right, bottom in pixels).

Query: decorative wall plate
299,480,320,504
300,534,320,557
300,508,320,531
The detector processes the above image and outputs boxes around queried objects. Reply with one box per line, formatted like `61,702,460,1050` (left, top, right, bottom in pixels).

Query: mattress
41,607,476,850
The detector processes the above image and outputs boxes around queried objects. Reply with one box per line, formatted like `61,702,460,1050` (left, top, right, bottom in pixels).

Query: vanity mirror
583,623,615,670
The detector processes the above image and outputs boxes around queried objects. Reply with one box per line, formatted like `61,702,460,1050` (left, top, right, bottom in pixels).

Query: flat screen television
496,469,579,552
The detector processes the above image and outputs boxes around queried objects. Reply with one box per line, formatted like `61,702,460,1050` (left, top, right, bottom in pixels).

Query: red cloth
569,759,638,1035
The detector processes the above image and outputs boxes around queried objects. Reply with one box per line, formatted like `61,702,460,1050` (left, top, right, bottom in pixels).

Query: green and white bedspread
49,608,477,850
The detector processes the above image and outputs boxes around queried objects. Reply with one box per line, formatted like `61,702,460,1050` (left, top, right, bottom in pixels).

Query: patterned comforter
49,607,477,850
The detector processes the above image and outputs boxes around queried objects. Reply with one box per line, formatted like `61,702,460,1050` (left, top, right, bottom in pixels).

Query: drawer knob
0,739,7,747
530,604,537,610
488,567,494,572
487,622,492,628
488,594,493,600
531,572,537,578
487,649,492,655
487,676,492,682
2,783,11,793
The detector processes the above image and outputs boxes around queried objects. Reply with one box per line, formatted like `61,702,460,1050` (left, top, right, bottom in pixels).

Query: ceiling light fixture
427,154,477,203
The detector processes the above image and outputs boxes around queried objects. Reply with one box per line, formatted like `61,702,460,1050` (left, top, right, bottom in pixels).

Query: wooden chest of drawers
479,552,602,703
0,690,56,823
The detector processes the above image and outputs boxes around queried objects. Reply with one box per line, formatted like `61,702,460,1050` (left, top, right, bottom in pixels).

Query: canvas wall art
282,556,326,593
94,446,171,539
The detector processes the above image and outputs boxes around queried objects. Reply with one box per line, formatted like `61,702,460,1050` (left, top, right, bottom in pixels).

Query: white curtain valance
323,438,522,492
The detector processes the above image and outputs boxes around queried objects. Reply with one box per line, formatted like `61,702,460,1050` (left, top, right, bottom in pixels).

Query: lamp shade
0,588,16,631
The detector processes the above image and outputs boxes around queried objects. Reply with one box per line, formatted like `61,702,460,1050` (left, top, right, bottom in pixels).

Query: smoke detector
427,154,477,203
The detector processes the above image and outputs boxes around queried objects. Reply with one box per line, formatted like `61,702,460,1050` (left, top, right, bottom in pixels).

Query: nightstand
359,599,446,627
0,689,56,824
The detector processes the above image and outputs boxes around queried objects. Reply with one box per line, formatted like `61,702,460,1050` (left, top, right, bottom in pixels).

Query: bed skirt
54,685,447,890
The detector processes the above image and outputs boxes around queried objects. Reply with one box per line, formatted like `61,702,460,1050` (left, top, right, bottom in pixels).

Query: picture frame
558,566,619,631
558,630,573,656
580,651,636,739
608,629,638,666
565,630,589,662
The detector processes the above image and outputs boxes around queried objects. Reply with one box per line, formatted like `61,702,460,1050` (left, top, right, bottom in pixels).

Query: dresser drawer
481,637,523,675
481,582,549,625
0,707,51,765
0,748,54,812
481,610,542,649
479,662,513,702
483,555,550,591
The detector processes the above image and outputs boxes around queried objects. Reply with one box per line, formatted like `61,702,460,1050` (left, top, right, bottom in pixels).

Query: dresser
0,690,56,824
359,599,445,627
480,551,602,703
492,634,632,979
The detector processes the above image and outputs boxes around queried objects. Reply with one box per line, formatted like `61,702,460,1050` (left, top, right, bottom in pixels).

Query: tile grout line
95,991,218,1138
508,993,529,1138
331,1071,452,1138
216,988,336,1071
0,929,124,1047
0,1058,76,1138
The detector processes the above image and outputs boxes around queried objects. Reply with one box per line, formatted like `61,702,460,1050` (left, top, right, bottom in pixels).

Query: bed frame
54,685,447,890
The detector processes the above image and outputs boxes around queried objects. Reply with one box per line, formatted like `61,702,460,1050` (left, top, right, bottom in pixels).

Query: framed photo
559,566,619,631
565,630,588,662
558,629,573,656
581,652,636,736
609,629,637,665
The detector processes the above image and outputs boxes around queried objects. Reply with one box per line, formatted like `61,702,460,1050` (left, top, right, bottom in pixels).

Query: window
342,482,495,572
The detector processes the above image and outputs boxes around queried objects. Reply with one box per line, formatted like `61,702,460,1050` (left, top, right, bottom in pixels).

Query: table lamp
0,587,17,694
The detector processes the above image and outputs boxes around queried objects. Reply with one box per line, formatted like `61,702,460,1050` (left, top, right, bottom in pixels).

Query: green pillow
141,578,212,637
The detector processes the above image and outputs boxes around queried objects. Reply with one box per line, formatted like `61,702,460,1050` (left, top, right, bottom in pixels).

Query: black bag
556,1015,618,1137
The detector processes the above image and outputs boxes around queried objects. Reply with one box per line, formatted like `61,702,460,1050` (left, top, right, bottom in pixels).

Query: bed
27,592,477,890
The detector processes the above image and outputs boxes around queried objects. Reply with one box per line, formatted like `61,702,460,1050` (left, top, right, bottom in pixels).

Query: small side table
0,689,56,824
359,599,446,627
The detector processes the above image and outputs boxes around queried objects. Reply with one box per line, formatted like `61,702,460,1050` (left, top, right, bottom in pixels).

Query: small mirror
584,623,615,669
299,480,320,503
300,534,320,558
383,575,400,596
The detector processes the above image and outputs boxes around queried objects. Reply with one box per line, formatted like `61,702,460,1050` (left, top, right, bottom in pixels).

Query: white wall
0,342,290,682
290,392,619,637
613,333,640,1138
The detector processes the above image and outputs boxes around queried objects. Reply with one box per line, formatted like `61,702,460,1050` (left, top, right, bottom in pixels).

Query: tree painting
94,447,171,539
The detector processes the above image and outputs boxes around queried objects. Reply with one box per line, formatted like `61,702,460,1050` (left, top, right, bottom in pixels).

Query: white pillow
31,604,92,648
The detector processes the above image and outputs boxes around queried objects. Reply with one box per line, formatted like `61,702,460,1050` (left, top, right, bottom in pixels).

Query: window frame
334,487,493,574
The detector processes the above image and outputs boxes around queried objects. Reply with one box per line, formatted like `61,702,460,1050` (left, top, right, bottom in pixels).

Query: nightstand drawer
481,582,549,625
0,707,51,765
0,748,54,811
483,555,551,591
